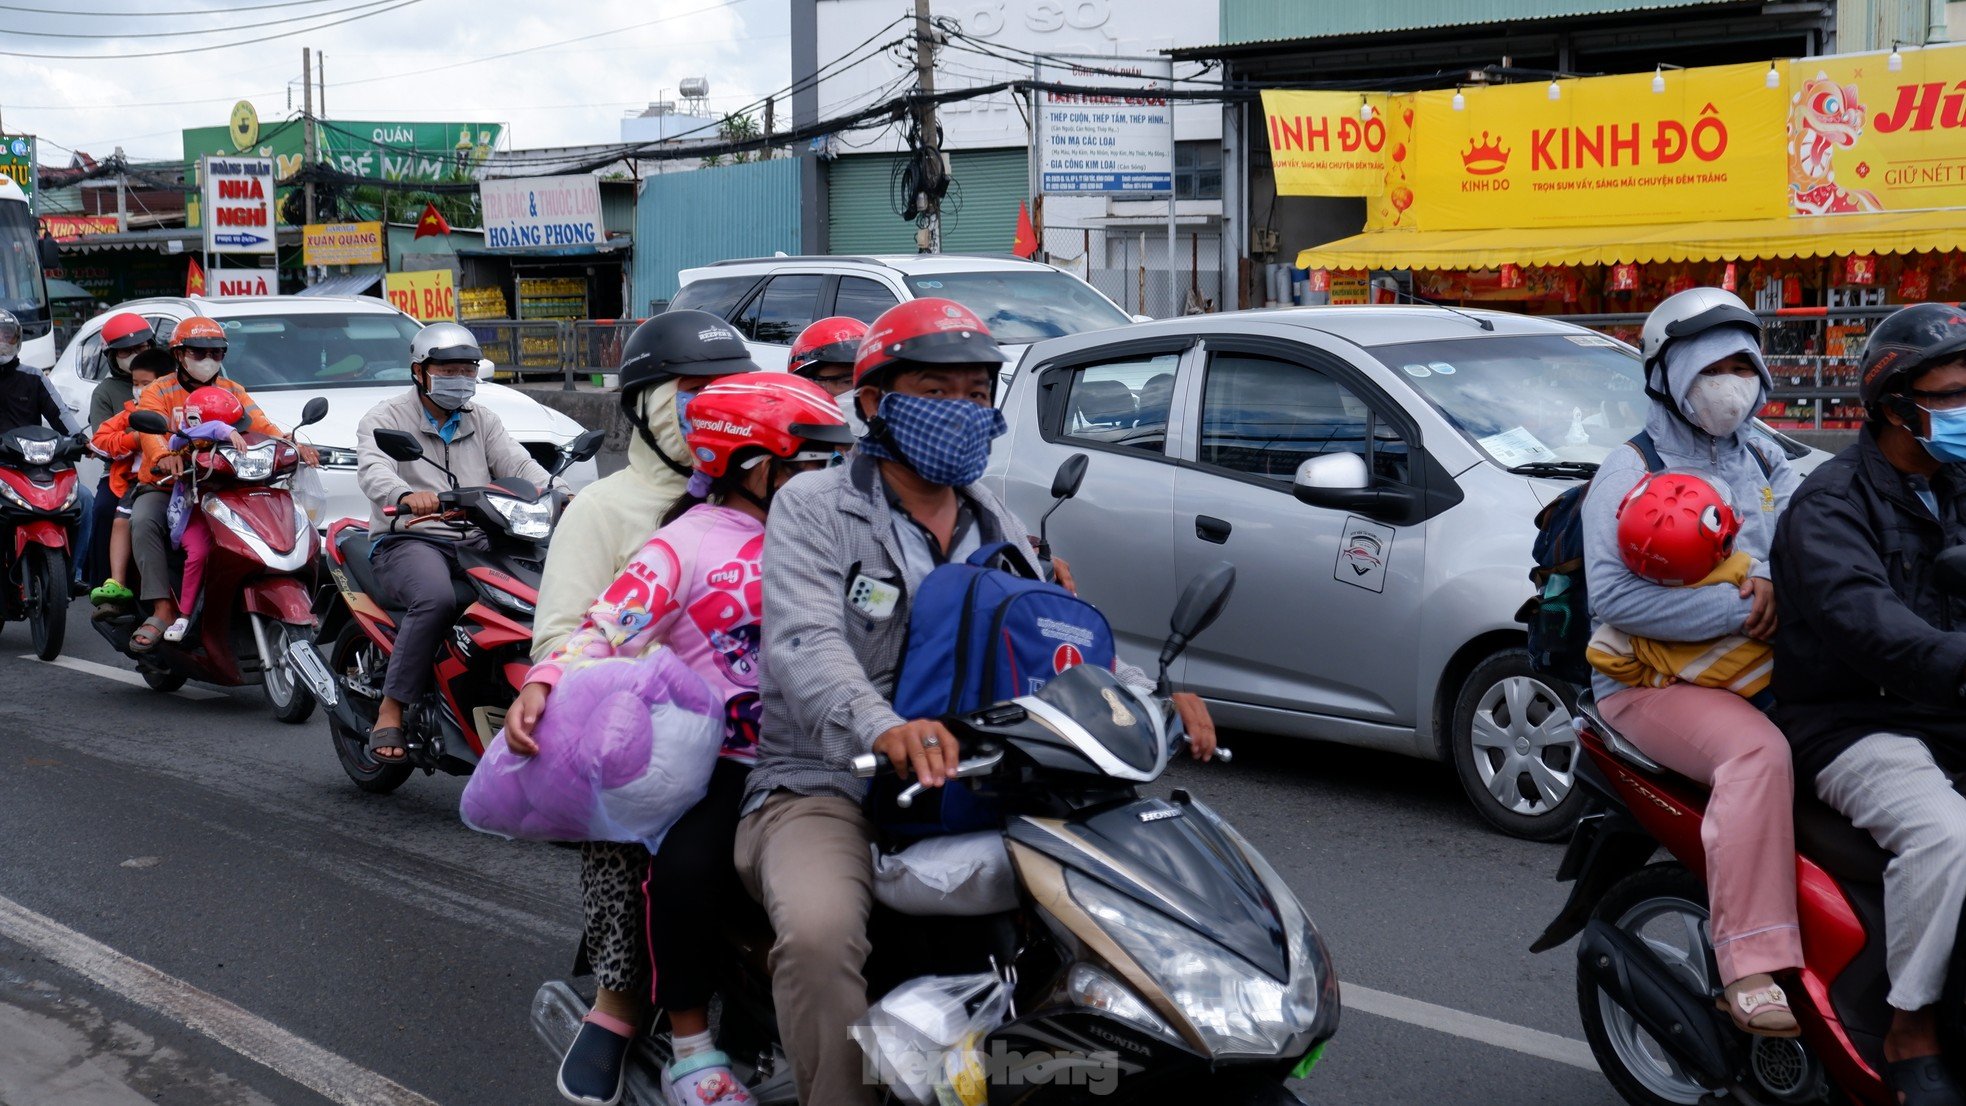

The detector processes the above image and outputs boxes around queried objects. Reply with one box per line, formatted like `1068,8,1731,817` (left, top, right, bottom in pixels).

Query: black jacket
1771,429,1966,784
0,359,80,436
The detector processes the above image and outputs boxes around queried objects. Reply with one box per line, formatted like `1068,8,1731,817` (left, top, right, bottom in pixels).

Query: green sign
1,135,36,200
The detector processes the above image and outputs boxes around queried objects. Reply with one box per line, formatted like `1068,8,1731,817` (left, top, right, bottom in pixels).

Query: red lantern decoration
1900,265,1932,302
1722,262,1739,292
1499,263,1523,289
1309,268,1331,292
1609,263,1639,291
1783,274,1803,306
1844,254,1877,285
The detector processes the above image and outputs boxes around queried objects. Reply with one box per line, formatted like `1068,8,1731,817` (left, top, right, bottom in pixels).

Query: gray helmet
0,308,19,362
410,321,482,367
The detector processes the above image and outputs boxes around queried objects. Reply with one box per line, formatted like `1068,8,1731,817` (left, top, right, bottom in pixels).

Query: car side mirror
1131,314,1153,324
374,428,424,462
1937,547,1966,598
1292,452,1416,523
477,358,495,382
128,410,170,435
298,397,329,429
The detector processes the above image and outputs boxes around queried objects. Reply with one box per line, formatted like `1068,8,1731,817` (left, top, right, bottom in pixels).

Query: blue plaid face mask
864,391,1006,487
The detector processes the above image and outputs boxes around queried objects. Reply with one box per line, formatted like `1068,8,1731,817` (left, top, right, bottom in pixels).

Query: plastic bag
870,831,1018,916
850,973,1009,1106
458,649,724,850
165,481,192,548
291,465,327,526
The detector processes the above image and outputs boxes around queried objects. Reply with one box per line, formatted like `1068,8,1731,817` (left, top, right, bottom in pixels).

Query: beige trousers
735,792,877,1106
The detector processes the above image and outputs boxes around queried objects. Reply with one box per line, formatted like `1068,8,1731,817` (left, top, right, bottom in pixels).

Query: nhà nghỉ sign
302,222,384,267
201,156,278,255
208,269,276,298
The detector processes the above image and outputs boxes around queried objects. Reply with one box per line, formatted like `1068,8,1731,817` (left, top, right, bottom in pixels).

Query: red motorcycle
0,424,83,661
1534,576,1966,1105
290,426,601,794
98,401,328,720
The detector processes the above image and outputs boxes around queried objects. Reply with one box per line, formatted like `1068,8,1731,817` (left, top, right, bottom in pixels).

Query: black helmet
616,310,760,406
1860,303,1966,411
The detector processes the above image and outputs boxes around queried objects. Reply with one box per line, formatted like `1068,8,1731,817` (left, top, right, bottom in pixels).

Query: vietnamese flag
1012,201,1039,259
185,256,206,296
414,201,452,239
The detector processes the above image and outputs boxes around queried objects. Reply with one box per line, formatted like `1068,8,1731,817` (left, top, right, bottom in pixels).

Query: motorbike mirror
298,396,329,429
128,410,170,435
373,428,424,463
476,358,496,382
1157,561,1235,693
1937,546,1966,598
1050,452,1089,501
566,428,605,463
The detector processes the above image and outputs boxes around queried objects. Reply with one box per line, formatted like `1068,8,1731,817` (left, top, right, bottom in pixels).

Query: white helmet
1640,287,1761,374
410,321,482,367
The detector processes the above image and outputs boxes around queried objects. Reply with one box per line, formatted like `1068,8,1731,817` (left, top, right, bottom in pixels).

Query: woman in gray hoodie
1580,287,1805,1037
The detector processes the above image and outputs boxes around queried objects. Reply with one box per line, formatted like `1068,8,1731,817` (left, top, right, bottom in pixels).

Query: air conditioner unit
1251,227,1280,256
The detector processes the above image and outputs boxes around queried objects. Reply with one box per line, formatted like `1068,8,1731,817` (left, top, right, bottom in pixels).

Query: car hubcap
1600,895,1714,1105
1470,675,1575,816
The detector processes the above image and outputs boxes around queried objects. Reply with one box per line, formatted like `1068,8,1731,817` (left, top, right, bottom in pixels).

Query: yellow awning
1296,208,1966,271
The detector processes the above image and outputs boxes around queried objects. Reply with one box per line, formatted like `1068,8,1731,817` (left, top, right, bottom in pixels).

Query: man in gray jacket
355,322,558,761
736,298,1216,1105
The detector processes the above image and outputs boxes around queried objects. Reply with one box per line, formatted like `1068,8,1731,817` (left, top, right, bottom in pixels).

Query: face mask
866,391,1007,487
0,339,17,363
114,351,139,376
837,389,868,439
1683,372,1761,437
675,389,698,437
180,356,220,384
1918,405,1966,464
426,374,476,411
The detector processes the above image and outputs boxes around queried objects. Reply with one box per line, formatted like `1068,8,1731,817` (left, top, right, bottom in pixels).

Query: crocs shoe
162,617,191,643
557,1015,633,1106
662,1051,752,1105
90,579,133,606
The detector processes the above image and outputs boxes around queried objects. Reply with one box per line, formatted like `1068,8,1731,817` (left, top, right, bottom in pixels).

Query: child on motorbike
503,374,853,1106
158,386,252,642
88,348,170,613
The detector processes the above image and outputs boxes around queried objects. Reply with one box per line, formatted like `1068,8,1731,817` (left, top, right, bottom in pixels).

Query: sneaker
90,579,133,606
557,1017,632,1106
662,1051,752,1105
162,617,191,644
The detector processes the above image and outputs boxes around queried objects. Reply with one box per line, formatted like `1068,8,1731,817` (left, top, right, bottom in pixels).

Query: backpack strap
1744,437,1775,479
966,540,1040,579
1628,430,1666,473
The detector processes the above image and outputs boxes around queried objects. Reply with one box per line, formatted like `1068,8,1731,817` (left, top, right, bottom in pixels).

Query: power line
0,0,424,57
0,0,399,37
0,0,347,14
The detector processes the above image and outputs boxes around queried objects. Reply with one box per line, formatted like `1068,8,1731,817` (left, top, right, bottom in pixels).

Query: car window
903,271,1130,343
1199,353,1409,484
73,328,105,382
1058,353,1179,455
834,276,899,324
668,275,758,320
214,311,424,391
738,274,826,345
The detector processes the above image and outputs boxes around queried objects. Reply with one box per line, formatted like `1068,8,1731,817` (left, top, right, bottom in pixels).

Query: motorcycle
288,426,603,795
531,563,1340,1105
96,401,327,716
0,424,83,661
1532,547,1966,1106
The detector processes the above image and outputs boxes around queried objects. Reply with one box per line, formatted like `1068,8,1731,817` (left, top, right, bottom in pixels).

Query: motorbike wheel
1450,649,1581,841
1577,864,1718,1106
24,545,69,662
327,621,411,795
142,668,188,693
256,615,316,725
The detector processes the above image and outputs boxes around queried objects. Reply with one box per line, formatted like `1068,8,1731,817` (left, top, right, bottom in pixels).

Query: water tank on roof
678,77,710,100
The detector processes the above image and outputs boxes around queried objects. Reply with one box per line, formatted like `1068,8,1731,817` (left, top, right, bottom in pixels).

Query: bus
0,177,52,368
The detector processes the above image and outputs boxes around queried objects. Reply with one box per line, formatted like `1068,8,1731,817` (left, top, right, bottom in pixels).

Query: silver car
986,306,1819,839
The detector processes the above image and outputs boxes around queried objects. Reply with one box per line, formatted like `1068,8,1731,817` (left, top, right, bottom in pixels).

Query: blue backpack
872,541,1118,836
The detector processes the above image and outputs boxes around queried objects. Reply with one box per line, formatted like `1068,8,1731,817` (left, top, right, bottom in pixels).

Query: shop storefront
1269,42,1966,430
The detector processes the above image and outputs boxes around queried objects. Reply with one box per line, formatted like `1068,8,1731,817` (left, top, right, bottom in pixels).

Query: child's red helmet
852,297,1005,389
184,385,245,428
1615,471,1740,586
788,316,869,379
684,374,854,478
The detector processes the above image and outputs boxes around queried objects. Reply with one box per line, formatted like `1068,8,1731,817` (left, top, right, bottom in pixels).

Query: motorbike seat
335,528,475,614
1794,795,1889,885
1575,694,1667,775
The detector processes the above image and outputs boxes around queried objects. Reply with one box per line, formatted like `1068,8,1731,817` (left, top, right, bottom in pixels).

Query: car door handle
1195,515,1232,544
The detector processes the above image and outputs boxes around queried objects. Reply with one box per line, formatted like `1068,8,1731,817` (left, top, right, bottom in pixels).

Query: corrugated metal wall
829,149,1029,255
630,158,802,314
1221,0,1738,44
1837,0,1945,50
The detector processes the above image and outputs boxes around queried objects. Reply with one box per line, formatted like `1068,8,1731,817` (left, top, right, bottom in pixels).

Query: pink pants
1599,684,1803,985
176,514,211,614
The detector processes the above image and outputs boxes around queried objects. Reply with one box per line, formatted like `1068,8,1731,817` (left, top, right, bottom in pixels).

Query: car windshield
903,271,1130,344
0,199,49,338
216,311,424,391
1369,333,1649,467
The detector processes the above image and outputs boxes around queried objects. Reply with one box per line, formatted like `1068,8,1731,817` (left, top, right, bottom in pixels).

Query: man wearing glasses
353,322,561,762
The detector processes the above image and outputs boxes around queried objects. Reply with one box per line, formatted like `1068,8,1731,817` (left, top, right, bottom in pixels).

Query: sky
0,0,793,165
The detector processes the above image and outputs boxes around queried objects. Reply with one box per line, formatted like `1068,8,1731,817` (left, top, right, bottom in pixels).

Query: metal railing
461,319,647,389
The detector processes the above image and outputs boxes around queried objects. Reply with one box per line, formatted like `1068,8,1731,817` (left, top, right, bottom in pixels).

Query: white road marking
23,654,225,700
1343,982,1599,1071
0,892,438,1106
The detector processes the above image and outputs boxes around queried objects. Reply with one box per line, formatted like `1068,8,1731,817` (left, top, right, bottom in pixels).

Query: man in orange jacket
126,317,317,651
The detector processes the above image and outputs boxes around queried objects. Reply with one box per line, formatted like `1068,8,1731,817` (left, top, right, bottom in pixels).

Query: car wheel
1450,649,1581,840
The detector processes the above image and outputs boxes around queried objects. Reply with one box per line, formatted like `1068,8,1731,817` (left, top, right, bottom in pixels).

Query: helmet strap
622,400,693,478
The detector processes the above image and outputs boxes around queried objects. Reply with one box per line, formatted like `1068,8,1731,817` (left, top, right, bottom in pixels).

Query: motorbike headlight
1064,963,1177,1041
224,445,276,482
315,446,359,469
1067,870,1325,1058
486,493,553,541
0,481,32,510
19,439,55,465
61,480,79,509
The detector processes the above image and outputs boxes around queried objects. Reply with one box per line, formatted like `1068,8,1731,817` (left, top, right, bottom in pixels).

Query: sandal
1719,975,1799,1038
1886,1056,1965,1106
367,726,407,762
128,616,170,654
162,617,191,643
662,1051,752,1105
557,1012,634,1106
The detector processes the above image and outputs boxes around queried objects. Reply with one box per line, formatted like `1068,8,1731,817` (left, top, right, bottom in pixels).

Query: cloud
2,0,790,163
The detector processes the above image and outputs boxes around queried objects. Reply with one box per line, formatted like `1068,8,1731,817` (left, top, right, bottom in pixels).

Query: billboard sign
479,174,603,250
201,156,278,255
1037,55,1173,195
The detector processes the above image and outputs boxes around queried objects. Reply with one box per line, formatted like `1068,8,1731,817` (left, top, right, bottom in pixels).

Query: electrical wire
0,0,424,57
0,0,344,13
0,0,401,38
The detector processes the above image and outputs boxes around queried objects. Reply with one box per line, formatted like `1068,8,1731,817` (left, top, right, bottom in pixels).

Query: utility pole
302,46,317,225
318,53,326,118
911,0,942,253
113,146,128,233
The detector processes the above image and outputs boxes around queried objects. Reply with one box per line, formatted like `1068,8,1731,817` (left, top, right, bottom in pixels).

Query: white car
670,254,1142,381
49,294,598,527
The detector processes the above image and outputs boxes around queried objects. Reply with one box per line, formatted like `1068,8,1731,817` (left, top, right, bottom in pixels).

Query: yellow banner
385,268,457,323
1385,62,1790,231
302,222,384,267
1789,45,1966,214
1262,91,1390,196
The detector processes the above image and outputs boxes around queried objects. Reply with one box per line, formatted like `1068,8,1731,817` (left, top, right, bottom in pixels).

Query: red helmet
853,297,1006,389
684,374,855,478
170,316,227,351
101,313,155,352
184,385,245,428
1615,472,1740,586
788,316,869,379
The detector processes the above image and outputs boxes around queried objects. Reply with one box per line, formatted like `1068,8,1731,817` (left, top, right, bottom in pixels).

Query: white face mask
115,351,139,374
1684,372,1761,437
180,356,221,384
0,339,17,363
